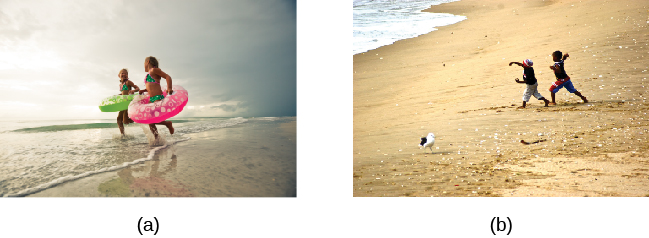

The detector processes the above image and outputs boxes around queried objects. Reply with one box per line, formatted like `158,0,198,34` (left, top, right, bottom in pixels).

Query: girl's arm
127,80,140,95
509,62,523,67
152,68,173,94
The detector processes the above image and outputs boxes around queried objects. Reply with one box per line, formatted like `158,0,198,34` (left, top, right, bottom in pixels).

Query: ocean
353,0,466,55
0,117,257,197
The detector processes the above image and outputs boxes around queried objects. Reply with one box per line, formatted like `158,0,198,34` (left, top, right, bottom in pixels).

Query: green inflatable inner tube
99,95,136,112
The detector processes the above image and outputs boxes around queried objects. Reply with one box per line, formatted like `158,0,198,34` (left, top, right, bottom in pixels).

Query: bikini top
144,73,160,84
119,80,129,91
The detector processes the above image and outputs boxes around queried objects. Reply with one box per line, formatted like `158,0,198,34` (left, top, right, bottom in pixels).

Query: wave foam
4,137,190,197
2,117,248,197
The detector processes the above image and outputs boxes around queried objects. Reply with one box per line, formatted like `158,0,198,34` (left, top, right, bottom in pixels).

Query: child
548,51,588,105
139,56,175,139
117,69,140,135
509,59,550,108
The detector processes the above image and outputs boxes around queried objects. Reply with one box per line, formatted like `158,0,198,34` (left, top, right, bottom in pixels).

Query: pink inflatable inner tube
128,85,188,124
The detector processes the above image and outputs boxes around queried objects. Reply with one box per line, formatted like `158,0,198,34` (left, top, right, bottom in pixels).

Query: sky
0,0,296,119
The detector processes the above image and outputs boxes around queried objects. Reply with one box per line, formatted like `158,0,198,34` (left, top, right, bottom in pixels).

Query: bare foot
166,121,174,134
548,102,557,106
582,97,588,103
517,106,525,109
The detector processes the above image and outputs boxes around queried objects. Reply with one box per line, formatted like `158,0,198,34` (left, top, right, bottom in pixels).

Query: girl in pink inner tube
138,56,175,139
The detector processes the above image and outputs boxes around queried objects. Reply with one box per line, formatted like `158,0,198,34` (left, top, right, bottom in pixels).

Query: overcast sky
0,0,296,119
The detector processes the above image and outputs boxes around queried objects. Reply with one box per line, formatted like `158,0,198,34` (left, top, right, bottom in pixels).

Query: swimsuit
145,73,160,84
144,73,165,103
150,94,165,103
120,81,129,91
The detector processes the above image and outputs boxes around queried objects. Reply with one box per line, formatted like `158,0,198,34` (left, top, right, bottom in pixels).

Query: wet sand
353,0,649,196
30,118,296,197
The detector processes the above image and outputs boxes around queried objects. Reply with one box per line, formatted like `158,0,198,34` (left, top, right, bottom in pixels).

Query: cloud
0,0,296,118
211,104,239,112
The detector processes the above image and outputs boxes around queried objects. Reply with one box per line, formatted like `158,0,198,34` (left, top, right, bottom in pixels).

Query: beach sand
353,0,649,196
30,118,296,197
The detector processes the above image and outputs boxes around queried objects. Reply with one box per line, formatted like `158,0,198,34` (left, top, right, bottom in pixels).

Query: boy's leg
520,84,533,108
531,85,550,107
549,92,556,105
564,81,588,103
549,81,566,105
539,97,550,107
518,101,527,109
574,91,588,103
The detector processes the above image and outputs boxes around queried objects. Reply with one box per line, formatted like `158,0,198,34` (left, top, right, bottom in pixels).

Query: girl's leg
117,111,125,135
160,121,174,134
123,111,134,124
149,124,159,139
152,121,174,135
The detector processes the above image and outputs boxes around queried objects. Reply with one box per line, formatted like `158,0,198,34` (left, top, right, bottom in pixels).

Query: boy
509,59,550,108
548,51,588,105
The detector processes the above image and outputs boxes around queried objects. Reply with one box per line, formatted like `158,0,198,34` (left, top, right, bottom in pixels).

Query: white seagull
419,133,435,153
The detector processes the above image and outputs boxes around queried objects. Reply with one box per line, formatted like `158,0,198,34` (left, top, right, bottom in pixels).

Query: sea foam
353,0,466,55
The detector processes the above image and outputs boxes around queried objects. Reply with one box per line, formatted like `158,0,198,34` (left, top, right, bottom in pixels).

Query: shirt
523,67,537,85
553,60,569,80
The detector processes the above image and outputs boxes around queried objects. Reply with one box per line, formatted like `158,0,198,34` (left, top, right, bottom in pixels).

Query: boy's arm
509,62,523,67
562,53,569,61
550,63,561,73
514,78,526,84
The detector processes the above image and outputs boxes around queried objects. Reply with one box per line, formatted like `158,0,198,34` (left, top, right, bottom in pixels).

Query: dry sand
353,0,649,197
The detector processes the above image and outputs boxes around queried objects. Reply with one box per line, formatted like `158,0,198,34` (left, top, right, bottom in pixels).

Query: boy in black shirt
548,51,588,105
509,59,550,108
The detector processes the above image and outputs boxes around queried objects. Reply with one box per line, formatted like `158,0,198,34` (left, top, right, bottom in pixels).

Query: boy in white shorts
509,59,550,109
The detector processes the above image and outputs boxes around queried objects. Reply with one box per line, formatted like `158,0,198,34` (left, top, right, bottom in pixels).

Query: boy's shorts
523,83,544,102
549,80,577,93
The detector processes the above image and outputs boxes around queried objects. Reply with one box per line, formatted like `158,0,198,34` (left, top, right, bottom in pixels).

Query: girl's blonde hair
118,68,128,76
145,56,159,68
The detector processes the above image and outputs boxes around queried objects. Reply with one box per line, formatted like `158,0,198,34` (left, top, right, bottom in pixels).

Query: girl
138,56,175,138
117,68,140,135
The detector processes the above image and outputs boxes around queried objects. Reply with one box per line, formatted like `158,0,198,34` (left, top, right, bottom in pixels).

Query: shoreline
353,0,649,197
29,117,296,197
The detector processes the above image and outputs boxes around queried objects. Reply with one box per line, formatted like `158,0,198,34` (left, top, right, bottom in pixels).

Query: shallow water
26,117,296,197
0,117,247,196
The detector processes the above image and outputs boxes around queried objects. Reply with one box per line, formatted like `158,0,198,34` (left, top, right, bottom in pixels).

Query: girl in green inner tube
117,68,140,135
138,56,175,139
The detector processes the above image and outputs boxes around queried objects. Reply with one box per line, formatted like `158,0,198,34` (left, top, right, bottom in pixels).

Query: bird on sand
419,133,435,153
